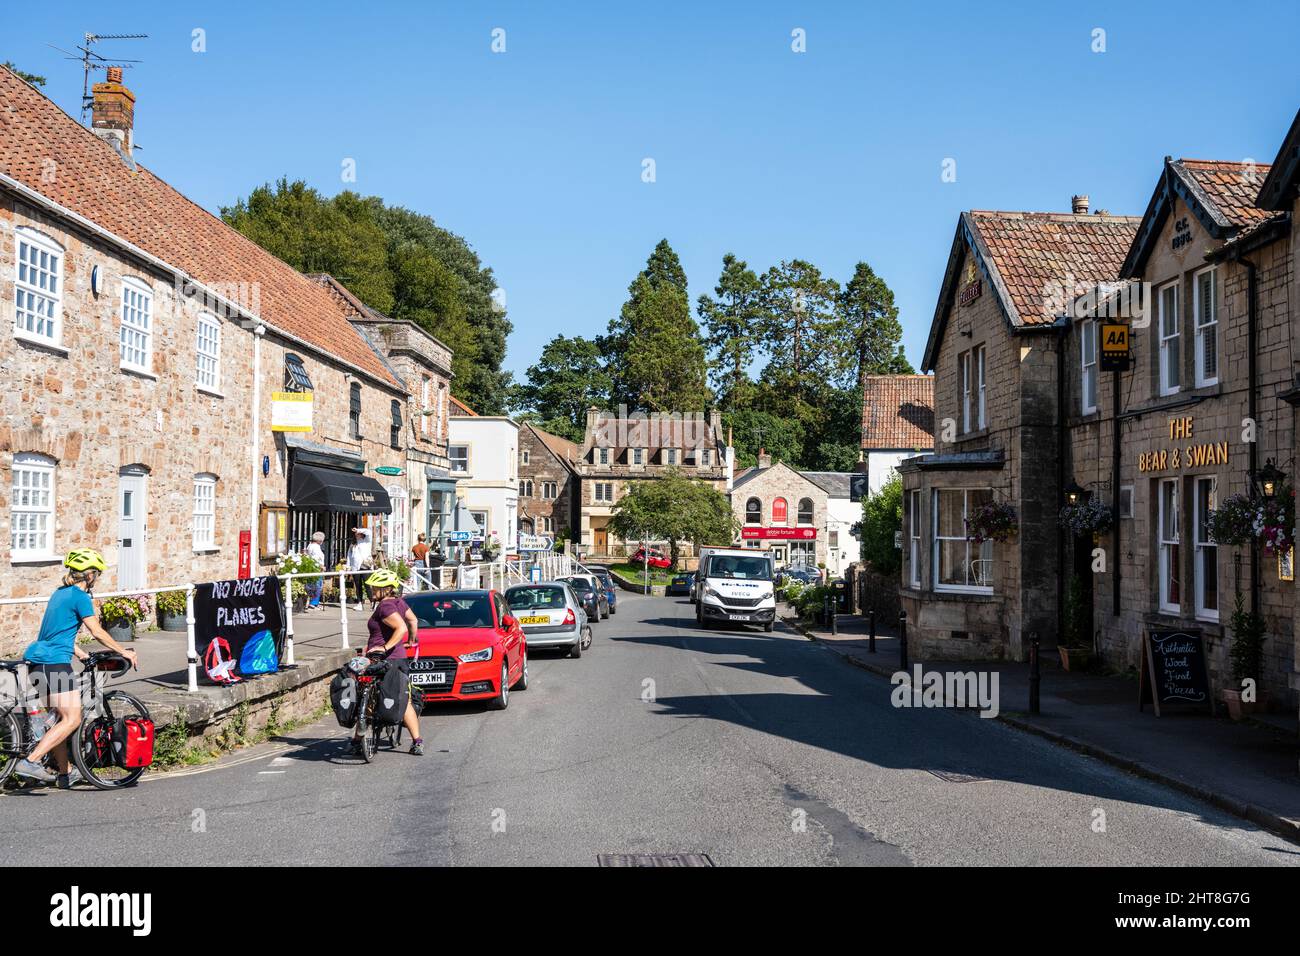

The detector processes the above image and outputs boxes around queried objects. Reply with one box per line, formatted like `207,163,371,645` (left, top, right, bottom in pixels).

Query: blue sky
7,1,1298,380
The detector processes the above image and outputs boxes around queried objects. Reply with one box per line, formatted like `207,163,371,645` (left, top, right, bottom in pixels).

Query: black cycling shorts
27,662,78,702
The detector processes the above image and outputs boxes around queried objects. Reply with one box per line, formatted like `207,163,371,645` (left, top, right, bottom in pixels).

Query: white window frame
1081,320,1098,414
932,488,994,594
192,474,217,551
1193,476,1218,622
1193,267,1218,388
119,276,154,374
1158,282,1181,397
449,445,469,474
909,489,922,588
1158,477,1180,614
420,377,431,436
13,228,64,348
975,345,986,429
960,350,972,433
196,312,221,393
11,452,56,561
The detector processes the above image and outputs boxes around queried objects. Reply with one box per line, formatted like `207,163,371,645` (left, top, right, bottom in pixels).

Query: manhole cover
927,770,988,783
597,853,715,867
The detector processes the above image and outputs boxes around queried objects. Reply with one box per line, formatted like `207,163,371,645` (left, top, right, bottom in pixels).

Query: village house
447,405,519,559
0,65,436,652
731,453,828,569
517,422,580,542
575,407,733,558
860,374,935,495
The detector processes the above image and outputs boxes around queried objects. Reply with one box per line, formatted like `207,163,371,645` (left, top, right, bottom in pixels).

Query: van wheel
764,622,774,633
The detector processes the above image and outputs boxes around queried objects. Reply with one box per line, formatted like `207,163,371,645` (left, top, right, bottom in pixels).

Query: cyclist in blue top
13,549,138,787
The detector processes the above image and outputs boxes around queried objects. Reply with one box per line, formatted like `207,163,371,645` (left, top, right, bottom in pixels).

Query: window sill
196,385,225,399
121,365,157,381
193,547,220,555
934,586,995,597
11,555,60,565
13,332,69,356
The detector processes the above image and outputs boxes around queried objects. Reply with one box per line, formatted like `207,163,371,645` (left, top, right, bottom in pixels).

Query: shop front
280,447,393,570
740,526,818,567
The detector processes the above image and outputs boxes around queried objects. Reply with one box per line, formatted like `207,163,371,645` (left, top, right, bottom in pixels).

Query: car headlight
703,585,721,601
458,647,493,663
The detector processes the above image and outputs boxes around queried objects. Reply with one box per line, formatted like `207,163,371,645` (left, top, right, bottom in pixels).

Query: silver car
504,582,593,658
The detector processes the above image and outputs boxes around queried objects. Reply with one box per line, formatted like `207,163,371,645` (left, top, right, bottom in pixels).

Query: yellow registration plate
521,616,550,625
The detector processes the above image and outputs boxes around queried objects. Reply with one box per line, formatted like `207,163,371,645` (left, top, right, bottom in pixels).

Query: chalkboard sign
1138,629,1211,716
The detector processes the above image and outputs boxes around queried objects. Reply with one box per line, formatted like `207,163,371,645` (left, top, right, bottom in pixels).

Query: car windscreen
505,586,566,611
406,593,494,628
707,556,772,581
563,577,594,593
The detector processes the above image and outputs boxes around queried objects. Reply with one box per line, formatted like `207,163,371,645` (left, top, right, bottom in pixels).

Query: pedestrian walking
305,531,326,610
347,527,374,609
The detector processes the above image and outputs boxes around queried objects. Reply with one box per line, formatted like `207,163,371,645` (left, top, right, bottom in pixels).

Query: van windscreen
707,555,772,581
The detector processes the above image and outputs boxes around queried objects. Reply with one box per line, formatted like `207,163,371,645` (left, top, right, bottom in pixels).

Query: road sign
446,531,473,542
1100,322,1130,372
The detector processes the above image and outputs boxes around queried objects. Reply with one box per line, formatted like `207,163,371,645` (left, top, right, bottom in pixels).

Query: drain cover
927,770,987,783
597,853,715,867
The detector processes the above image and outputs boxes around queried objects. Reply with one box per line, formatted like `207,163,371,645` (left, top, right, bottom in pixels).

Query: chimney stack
1071,194,1089,214
757,447,772,469
91,66,136,169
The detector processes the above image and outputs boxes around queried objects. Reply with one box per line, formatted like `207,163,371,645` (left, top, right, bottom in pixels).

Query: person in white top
346,527,373,609
305,531,326,610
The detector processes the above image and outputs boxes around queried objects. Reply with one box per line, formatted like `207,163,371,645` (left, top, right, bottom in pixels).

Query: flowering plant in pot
964,500,1018,544
276,551,322,609
1058,499,1113,539
100,594,151,641
156,589,188,632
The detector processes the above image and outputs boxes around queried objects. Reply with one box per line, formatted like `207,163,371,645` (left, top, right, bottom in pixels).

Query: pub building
900,111,1299,714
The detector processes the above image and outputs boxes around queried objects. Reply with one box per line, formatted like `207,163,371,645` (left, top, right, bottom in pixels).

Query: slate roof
860,375,935,450
801,471,855,498
525,422,580,464
0,65,400,388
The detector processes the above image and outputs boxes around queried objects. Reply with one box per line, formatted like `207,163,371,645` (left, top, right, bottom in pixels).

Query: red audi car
403,590,528,710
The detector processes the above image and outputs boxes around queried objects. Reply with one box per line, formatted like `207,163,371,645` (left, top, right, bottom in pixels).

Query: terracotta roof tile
449,395,478,416
0,66,400,389
861,375,934,450
1176,159,1274,228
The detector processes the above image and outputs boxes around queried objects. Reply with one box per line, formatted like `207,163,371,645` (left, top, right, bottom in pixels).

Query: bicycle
352,650,425,764
0,651,151,790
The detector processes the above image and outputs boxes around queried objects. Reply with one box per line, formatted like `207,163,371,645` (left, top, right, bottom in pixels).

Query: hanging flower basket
965,501,1018,544
1208,488,1295,555
1058,499,1114,537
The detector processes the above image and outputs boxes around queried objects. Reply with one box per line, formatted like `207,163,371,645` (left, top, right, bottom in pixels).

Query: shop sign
271,391,313,432
1137,416,1229,473
741,527,817,540
374,466,404,476
1099,322,1130,372
959,279,982,306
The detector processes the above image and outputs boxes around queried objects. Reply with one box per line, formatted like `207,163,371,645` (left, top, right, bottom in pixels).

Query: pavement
4,592,1299,866
793,604,1300,842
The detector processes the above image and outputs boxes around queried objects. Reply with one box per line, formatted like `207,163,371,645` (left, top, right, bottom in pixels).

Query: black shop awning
290,464,392,514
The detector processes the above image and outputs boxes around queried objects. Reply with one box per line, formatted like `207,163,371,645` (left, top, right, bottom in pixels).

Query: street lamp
1257,459,1285,499
1064,479,1087,507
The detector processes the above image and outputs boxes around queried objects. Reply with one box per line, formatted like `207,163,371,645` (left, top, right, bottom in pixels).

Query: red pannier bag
113,716,155,769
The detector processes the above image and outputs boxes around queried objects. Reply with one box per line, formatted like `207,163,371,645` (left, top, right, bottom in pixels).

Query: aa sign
1099,323,1130,372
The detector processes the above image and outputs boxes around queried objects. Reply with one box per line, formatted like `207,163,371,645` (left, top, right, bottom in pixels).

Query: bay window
933,488,993,592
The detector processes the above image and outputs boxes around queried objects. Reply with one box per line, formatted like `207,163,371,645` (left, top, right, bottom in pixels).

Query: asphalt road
3,592,1298,866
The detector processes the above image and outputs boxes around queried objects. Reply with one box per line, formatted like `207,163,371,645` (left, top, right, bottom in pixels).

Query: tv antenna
47,32,147,123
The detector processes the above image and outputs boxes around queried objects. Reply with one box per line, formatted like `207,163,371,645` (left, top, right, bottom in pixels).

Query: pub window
1194,268,1218,387
975,345,986,429
772,497,788,524
1158,282,1181,397
1158,478,1180,613
350,383,362,439
909,489,922,587
520,479,533,497
1081,320,1098,414
14,227,64,347
797,498,814,525
1194,477,1218,621
745,497,762,524
960,350,972,433
449,445,469,474
284,353,313,392
389,400,402,449
933,488,993,593
11,452,55,560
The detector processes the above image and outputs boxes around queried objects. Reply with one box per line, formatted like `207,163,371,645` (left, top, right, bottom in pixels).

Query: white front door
117,470,148,590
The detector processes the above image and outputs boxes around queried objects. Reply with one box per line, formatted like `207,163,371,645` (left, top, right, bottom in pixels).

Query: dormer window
632,448,644,465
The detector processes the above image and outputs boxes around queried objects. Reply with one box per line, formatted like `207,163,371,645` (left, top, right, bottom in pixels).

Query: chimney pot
106,66,123,84
91,68,136,168
1071,194,1089,214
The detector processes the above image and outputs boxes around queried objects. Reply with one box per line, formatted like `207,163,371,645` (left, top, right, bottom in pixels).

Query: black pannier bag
330,670,359,728
376,662,408,726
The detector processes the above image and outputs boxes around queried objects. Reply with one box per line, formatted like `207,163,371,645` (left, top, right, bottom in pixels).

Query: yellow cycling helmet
364,569,403,590
64,548,107,572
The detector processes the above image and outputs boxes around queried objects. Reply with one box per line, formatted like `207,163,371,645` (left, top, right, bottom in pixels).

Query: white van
693,547,777,632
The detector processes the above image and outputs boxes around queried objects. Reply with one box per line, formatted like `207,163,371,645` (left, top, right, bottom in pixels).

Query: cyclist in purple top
356,569,423,755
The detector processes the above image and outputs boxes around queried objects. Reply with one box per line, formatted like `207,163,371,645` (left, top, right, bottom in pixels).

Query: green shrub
156,589,187,617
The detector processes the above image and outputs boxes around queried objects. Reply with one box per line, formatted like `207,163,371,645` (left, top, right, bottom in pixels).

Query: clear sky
7,1,1298,379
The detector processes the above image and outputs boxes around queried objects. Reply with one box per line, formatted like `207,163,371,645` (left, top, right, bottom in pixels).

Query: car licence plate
410,672,447,685
520,616,549,625
728,614,749,621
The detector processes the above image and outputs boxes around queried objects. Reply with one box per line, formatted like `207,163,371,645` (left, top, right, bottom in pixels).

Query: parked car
589,567,619,615
630,547,672,570
504,582,592,658
403,590,528,710
778,565,822,587
562,574,610,621
667,571,695,597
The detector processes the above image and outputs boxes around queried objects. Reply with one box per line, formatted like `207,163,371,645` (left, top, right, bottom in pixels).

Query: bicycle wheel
358,686,377,763
0,710,22,787
73,692,150,790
